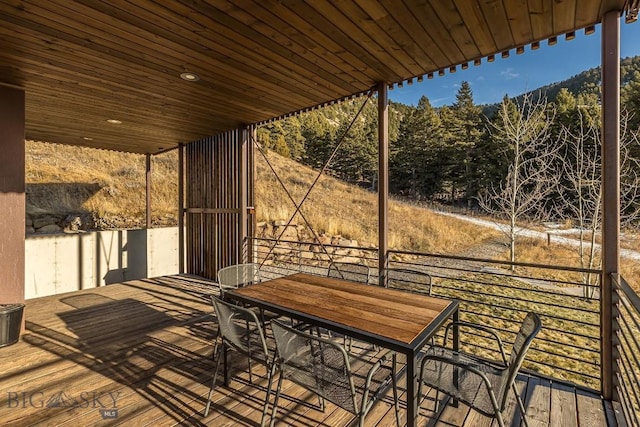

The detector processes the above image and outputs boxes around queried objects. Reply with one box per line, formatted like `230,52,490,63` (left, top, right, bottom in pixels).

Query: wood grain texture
231,273,455,345
0,0,624,153
550,382,579,427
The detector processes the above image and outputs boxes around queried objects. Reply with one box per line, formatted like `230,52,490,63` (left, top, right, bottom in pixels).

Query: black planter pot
0,304,24,348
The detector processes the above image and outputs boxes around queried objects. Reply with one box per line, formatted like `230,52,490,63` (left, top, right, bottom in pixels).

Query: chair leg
260,363,277,427
223,345,230,386
269,373,285,427
211,329,220,361
204,342,224,416
513,383,531,427
245,321,253,384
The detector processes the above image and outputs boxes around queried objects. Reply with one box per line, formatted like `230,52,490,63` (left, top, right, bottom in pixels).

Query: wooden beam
378,81,388,285
600,10,620,402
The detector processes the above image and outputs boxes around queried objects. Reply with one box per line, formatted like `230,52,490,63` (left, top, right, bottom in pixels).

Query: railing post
378,81,389,287
601,9,621,401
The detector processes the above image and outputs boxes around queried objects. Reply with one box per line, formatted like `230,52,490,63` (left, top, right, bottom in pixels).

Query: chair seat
282,348,395,413
420,345,508,416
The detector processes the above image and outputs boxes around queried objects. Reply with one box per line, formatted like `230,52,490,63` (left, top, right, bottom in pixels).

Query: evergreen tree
441,81,484,201
390,96,444,198
471,95,515,197
280,116,305,160
622,70,640,130
330,103,378,184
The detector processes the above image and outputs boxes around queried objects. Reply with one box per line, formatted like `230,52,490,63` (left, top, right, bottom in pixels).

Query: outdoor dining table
226,272,459,427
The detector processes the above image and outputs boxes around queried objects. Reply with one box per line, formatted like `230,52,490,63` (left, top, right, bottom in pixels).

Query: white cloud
476,76,485,81
500,68,520,80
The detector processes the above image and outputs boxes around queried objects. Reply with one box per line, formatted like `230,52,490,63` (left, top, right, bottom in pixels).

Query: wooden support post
145,154,152,229
240,126,249,264
0,85,26,320
178,143,184,274
601,9,620,402
378,82,389,286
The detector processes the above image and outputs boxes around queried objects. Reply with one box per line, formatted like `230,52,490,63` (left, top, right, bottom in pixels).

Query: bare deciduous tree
558,109,640,297
478,94,561,268
556,109,601,297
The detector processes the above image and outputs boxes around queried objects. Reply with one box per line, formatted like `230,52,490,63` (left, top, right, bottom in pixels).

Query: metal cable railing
249,237,603,391
388,251,602,390
612,274,640,427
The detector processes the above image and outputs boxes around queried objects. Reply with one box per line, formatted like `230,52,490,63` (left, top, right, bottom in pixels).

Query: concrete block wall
25,227,180,299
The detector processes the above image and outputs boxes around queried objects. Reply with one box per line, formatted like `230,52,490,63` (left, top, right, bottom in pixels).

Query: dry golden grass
26,140,178,227
434,273,601,389
255,150,498,253
503,237,640,292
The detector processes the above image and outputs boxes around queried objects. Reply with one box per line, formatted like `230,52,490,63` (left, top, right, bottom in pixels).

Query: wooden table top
229,272,457,349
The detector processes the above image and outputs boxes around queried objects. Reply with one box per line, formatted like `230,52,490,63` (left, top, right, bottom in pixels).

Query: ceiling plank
479,0,515,51
552,0,578,35
528,0,554,39
503,0,535,46
452,0,498,56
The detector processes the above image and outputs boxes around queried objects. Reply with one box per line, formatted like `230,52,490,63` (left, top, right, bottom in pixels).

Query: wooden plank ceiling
0,0,632,154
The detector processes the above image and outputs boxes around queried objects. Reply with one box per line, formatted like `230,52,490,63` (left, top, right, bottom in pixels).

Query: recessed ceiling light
107,119,122,124
180,72,200,82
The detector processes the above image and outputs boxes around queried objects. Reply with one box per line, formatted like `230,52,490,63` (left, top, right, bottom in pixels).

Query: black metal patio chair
204,296,274,427
386,267,433,295
266,319,400,427
418,312,542,427
327,261,371,284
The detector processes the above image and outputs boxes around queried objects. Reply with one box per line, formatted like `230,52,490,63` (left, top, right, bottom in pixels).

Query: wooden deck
0,275,619,426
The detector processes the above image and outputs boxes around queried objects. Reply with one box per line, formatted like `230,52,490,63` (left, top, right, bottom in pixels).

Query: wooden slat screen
185,127,253,279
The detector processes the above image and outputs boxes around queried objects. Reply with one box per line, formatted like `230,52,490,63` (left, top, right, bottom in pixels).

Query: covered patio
0,1,639,426
0,275,615,426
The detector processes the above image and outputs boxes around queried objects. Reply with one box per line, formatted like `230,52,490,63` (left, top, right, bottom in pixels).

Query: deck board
0,275,616,427
550,382,579,427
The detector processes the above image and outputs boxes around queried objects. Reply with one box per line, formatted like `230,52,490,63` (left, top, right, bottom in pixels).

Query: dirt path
434,214,597,298
437,211,640,261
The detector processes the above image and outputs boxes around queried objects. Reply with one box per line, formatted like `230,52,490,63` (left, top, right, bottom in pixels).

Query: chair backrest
498,312,542,409
217,263,261,291
327,262,370,284
270,320,359,414
386,268,432,295
211,295,269,359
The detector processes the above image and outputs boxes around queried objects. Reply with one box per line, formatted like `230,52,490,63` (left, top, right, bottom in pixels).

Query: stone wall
26,213,94,234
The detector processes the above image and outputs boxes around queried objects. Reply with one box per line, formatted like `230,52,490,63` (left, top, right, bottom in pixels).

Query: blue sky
389,22,640,107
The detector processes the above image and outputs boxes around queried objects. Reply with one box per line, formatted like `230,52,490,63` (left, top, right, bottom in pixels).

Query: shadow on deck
0,275,618,426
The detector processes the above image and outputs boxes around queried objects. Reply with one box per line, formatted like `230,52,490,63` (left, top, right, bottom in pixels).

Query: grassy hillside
255,150,498,253
26,140,178,229
26,140,497,255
